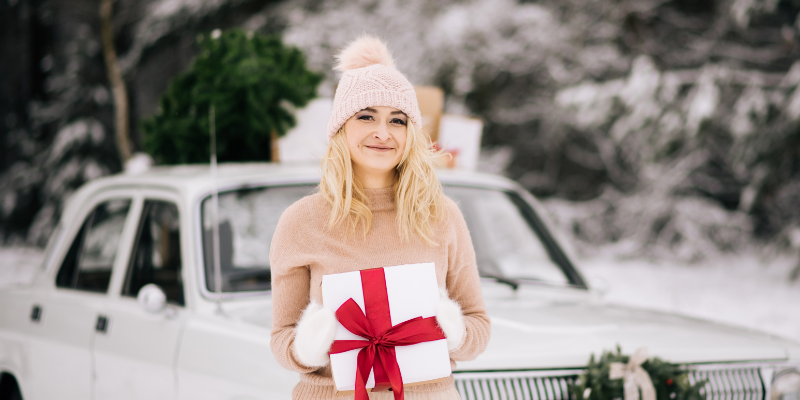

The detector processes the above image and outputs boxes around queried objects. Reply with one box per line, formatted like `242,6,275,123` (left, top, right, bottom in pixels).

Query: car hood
457,288,794,371
225,288,797,371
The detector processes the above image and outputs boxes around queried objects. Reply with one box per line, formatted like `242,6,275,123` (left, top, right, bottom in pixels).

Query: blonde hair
319,122,448,245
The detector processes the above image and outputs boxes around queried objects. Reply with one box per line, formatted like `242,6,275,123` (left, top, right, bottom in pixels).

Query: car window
123,200,184,306
443,186,570,285
56,199,131,293
201,185,316,292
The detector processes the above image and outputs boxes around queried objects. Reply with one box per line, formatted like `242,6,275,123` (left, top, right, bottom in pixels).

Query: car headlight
772,370,800,400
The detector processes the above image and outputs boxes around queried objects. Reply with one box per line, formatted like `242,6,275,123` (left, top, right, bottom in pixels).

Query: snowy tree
3,0,800,268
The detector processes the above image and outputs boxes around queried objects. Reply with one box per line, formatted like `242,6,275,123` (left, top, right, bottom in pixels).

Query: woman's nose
373,124,390,140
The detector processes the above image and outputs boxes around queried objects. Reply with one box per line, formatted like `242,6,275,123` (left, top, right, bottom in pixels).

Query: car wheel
0,373,22,400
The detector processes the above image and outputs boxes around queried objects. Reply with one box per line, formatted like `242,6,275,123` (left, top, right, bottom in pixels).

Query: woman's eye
391,118,407,125
357,115,374,121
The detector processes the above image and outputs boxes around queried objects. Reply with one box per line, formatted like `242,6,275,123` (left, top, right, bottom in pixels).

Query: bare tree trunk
100,0,131,164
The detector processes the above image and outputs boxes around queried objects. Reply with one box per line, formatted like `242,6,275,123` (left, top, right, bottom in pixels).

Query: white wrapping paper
321,263,452,392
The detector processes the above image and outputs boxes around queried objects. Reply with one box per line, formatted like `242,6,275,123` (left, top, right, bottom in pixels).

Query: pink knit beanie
326,36,422,140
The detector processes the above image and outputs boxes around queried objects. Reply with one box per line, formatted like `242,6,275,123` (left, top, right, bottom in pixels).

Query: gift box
321,263,452,398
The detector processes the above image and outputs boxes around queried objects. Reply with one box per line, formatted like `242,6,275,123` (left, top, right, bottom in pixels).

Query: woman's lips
366,145,393,152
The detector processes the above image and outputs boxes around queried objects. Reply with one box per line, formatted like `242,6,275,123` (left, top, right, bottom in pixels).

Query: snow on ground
577,252,800,344
0,246,44,287
1,245,798,344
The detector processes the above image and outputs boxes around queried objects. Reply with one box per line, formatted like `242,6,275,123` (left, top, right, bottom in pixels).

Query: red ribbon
329,268,446,400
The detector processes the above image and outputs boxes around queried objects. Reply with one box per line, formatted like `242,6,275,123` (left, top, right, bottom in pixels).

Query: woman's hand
436,288,467,352
292,302,337,368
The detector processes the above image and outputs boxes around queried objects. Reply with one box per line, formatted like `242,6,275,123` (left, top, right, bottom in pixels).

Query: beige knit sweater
269,186,491,399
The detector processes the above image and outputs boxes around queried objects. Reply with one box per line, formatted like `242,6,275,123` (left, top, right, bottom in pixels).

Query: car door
24,196,134,400
93,197,187,400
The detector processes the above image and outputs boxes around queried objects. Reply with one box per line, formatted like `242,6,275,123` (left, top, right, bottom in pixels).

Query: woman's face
342,106,408,184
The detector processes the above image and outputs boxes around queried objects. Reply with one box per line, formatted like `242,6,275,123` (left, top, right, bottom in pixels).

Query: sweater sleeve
269,200,320,374
443,197,491,361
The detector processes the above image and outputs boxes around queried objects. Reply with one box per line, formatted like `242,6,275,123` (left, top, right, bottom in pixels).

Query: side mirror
137,284,167,313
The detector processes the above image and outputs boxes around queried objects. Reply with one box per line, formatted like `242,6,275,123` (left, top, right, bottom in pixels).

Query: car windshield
200,185,317,293
200,184,572,293
442,186,570,285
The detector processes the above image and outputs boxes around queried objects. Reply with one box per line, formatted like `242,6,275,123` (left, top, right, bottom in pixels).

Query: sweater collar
364,186,395,211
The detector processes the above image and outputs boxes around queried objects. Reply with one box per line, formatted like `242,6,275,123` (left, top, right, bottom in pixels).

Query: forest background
2,0,800,283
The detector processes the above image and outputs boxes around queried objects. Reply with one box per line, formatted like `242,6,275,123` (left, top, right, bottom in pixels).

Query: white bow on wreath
609,347,656,400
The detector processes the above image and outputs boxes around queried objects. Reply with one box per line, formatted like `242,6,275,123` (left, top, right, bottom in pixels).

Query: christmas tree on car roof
142,29,322,165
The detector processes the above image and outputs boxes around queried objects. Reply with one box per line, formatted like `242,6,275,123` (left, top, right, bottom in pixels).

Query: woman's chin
356,161,399,176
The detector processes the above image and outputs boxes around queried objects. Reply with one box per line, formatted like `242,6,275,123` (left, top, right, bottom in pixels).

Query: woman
269,35,490,400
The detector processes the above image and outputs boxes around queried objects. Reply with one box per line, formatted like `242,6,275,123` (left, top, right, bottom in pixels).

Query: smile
366,145,393,152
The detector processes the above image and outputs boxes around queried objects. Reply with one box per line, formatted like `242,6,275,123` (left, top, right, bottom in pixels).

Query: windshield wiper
482,273,520,291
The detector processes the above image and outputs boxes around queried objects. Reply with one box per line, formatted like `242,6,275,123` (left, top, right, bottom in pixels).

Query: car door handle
95,315,109,333
30,305,42,322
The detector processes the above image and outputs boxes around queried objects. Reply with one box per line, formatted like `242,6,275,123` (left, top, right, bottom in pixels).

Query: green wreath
569,346,706,400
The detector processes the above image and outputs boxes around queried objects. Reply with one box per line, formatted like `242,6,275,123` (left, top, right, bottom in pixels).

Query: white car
0,163,798,400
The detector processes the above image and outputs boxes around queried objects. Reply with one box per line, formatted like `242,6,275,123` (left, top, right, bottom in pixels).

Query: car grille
687,366,765,400
454,370,580,400
453,366,765,400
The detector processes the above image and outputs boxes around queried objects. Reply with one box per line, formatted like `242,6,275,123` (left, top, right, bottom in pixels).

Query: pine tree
142,30,322,164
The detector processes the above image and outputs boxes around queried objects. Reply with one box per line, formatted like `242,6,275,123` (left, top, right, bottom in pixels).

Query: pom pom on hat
334,35,395,72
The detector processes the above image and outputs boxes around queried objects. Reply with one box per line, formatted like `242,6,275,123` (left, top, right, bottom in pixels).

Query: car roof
82,162,521,197
59,162,526,236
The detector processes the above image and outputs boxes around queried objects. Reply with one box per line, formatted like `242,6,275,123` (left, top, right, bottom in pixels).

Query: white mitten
292,301,337,368
436,288,466,351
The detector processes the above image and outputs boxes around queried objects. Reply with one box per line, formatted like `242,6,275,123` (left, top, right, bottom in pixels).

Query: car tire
0,374,22,400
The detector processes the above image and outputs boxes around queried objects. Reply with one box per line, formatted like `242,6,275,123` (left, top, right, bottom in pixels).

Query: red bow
328,268,446,400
